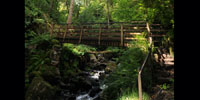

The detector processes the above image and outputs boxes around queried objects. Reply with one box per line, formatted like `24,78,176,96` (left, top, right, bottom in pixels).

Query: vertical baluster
63,24,68,42
98,24,102,45
120,24,124,47
79,26,83,44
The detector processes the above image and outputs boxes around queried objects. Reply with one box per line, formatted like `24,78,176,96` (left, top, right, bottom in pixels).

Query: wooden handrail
58,21,146,25
138,22,152,100
52,21,165,47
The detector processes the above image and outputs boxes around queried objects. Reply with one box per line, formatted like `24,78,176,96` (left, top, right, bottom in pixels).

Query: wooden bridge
50,21,166,47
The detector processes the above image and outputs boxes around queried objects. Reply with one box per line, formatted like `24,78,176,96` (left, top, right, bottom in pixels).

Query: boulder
41,66,61,86
105,61,117,74
89,87,102,97
69,77,92,93
94,63,107,70
103,52,117,60
25,77,60,100
29,71,41,83
89,54,97,62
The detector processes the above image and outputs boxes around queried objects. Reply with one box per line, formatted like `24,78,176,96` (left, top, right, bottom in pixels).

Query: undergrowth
118,88,150,100
102,35,152,100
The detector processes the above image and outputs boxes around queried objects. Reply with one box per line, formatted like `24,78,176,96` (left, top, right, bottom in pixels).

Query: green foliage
25,77,60,100
25,0,60,39
25,0,174,98
102,35,149,100
33,18,45,24
27,34,52,46
75,0,105,24
112,0,147,21
25,33,61,94
63,43,96,56
117,88,150,100
59,43,96,81
142,0,174,47
25,34,59,74
161,83,170,90
105,46,123,53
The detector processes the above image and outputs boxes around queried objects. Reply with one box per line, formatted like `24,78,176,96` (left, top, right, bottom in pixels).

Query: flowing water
61,53,110,100
75,70,107,100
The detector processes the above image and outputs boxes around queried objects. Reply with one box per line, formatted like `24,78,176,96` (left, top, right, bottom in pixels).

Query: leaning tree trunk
107,0,110,26
63,0,74,41
67,0,74,25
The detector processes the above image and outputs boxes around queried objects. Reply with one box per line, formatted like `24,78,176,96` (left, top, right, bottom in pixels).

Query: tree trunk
67,0,74,25
107,0,110,26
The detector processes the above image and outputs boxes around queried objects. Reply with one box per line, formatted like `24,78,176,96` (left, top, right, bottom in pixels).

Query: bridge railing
51,21,166,46
137,22,153,100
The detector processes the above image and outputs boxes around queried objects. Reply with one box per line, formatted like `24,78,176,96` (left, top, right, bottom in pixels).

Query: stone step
154,70,174,78
163,58,174,62
156,77,173,84
154,71,171,77
164,61,174,65
163,65,174,70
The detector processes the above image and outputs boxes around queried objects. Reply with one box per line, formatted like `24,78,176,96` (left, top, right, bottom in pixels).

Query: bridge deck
50,21,166,47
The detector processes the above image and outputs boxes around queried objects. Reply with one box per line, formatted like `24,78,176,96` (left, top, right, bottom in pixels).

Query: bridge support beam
120,24,124,47
63,24,68,42
79,26,83,44
98,24,102,45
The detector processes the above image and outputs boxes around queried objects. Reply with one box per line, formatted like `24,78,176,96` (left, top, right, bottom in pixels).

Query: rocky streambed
60,52,118,100
25,47,118,100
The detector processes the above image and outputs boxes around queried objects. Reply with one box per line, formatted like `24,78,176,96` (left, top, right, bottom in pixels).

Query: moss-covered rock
29,71,42,83
89,54,97,62
41,66,61,86
105,61,117,74
25,77,60,100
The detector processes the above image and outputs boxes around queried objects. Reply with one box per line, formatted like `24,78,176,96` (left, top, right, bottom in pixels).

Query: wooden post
138,72,143,100
120,24,124,46
63,24,68,42
57,25,60,38
50,23,54,38
79,26,83,44
146,22,151,42
137,22,153,100
98,24,102,45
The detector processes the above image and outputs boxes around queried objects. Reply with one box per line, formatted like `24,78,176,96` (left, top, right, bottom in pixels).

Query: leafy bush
102,35,149,100
62,43,96,56
59,43,97,82
25,34,59,74
117,88,150,100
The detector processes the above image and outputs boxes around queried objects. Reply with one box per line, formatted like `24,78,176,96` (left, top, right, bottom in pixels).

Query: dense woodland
25,0,174,100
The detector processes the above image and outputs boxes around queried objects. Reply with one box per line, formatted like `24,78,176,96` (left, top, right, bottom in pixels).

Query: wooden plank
101,33,120,35
124,37,146,40
82,32,99,35
101,35,121,38
151,29,166,32
66,33,81,37
149,34,166,37
61,35,145,41
125,32,142,35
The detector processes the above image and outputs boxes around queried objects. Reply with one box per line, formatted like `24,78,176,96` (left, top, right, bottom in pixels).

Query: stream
61,53,112,100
